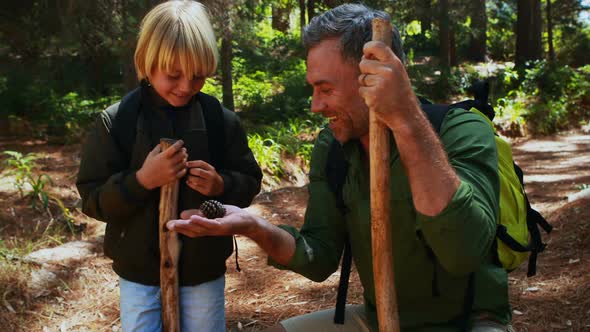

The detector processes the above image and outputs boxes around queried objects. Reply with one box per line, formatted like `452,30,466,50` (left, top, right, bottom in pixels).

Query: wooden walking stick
159,138,181,332
368,18,400,332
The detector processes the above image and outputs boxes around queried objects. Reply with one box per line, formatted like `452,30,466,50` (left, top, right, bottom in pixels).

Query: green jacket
272,108,510,331
77,85,262,286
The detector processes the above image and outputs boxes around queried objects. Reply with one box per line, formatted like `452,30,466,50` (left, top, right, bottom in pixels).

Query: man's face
149,58,206,107
306,38,369,144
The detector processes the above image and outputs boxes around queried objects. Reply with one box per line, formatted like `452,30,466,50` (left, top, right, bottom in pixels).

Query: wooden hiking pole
159,138,181,332
368,18,400,332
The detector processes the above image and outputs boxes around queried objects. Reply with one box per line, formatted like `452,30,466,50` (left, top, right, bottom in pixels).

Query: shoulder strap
109,87,142,165
197,92,226,168
334,238,352,324
324,139,352,324
421,104,453,133
326,140,348,213
497,162,553,277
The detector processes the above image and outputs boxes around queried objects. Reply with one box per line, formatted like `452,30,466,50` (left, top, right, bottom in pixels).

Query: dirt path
0,131,589,331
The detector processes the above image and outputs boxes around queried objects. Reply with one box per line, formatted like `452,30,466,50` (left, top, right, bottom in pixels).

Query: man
168,4,512,331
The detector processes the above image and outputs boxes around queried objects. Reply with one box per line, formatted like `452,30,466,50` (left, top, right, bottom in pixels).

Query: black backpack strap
470,80,495,121
326,140,348,213
334,238,352,324
109,87,142,165
510,162,553,276
421,104,452,133
197,92,226,169
460,273,475,332
325,139,351,324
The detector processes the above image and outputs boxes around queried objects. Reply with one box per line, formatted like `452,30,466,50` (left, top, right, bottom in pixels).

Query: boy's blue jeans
119,276,225,332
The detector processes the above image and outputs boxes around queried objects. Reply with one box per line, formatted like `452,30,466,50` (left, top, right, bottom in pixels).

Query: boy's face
306,39,369,144
149,58,206,107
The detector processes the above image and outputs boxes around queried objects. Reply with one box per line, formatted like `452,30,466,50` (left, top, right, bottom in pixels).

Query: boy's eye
168,74,180,80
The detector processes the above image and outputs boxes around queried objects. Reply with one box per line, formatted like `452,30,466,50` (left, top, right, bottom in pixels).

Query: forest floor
0,129,589,332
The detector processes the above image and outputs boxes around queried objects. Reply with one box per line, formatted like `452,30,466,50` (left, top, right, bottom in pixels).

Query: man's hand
357,41,422,132
136,140,187,190
167,205,254,238
357,41,460,217
168,205,297,265
186,160,224,196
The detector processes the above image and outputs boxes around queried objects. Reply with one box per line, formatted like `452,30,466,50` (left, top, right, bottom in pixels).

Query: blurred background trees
0,0,589,158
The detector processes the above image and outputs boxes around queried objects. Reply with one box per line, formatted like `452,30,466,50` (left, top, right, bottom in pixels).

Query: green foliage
46,92,120,143
234,70,275,110
247,133,284,184
266,118,318,163
2,151,38,197
487,1,516,60
3,150,53,208
494,90,530,135
232,21,311,124
247,117,321,183
493,60,590,135
2,150,75,229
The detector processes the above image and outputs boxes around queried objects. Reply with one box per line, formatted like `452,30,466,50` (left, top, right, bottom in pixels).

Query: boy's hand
186,160,224,196
136,140,188,190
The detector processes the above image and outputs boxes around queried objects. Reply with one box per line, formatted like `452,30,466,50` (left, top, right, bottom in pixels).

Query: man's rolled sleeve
417,181,496,275
268,225,314,270
417,108,500,276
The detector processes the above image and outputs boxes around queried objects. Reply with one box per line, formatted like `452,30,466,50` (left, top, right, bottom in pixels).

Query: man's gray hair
302,3,405,64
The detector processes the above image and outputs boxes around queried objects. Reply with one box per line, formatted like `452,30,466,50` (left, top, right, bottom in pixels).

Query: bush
497,61,590,135
44,92,120,143
556,25,590,67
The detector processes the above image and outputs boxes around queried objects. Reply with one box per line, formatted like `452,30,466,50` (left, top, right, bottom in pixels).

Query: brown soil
0,131,589,331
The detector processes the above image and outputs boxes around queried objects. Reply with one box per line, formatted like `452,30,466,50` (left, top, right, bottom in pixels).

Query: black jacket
76,85,262,286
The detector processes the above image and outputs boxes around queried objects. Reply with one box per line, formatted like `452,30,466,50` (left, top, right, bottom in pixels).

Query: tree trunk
307,0,315,24
546,0,555,61
468,0,487,62
418,0,432,32
439,0,451,70
215,0,234,111
221,31,234,111
516,0,543,67
299,0,306,37
120,0,139,91
450,27,458,66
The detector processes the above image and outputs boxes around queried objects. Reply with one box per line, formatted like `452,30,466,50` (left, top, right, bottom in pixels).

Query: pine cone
199,200,225,219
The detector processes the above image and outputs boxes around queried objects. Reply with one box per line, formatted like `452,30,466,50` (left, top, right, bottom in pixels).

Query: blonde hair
134,0,218,81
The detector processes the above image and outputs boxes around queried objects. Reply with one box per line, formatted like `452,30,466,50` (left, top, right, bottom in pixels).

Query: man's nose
310,96,326,114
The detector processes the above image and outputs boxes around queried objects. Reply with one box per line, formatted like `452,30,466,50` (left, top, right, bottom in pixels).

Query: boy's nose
178,79,192,93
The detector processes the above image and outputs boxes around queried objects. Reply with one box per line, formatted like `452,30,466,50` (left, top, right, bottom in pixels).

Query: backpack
105,85,226,169
328,81,553,324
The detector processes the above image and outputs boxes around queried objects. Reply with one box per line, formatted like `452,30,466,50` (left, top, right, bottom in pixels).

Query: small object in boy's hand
199,200,225,219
